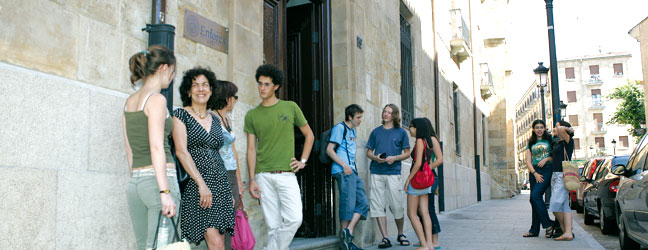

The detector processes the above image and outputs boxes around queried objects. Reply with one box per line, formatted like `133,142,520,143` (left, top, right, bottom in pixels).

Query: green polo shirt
244,100,308,173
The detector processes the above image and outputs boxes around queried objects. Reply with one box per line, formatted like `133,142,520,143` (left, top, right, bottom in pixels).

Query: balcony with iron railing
592,121,607,134
480,63,495,99
586,74,603,86
450,9,471,63
589,99,605,110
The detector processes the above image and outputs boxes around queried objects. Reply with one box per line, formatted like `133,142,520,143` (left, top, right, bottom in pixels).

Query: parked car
614,133,648,250
575,157,606,213
582,155,629,234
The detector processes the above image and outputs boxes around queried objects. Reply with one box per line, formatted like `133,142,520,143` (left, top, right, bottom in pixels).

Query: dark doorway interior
263,0,335,238
285,0,335,238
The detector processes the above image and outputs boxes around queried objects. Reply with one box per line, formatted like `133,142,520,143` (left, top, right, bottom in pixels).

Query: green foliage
606,80,645,139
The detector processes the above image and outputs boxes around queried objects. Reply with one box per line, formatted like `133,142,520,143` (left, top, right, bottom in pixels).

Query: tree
606,80,645,140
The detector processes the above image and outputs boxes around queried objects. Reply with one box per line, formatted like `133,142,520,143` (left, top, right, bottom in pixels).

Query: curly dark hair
255,64,284,89
179,67,218,108
211,80,238,110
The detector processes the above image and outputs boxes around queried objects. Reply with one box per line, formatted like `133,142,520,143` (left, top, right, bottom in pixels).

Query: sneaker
340,229,351,250
349,242,364,250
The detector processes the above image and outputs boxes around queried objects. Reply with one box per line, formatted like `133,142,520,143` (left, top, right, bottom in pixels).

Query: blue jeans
334,172,369,221
529,166,553,234
429,181,441,234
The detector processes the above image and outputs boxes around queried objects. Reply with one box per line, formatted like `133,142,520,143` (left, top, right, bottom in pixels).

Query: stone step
289,236,341,250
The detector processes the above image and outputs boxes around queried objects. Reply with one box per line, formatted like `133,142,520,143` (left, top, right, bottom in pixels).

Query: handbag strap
237,194,245,210
152,211,182,249
563,141,571,162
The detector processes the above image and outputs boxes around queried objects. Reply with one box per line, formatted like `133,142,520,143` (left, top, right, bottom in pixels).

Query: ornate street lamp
559,101,567,120
534,62,549,122
612,139,617,155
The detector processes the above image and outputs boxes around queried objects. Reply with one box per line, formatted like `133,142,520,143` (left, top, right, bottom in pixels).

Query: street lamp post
544,0,562,123
559,101,567,121
612,139,617,155
534,62,549,123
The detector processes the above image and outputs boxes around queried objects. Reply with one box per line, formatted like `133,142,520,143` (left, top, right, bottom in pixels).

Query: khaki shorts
369,174,405,219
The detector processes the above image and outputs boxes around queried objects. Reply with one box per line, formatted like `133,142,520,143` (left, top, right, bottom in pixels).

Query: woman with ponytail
122,45,179,250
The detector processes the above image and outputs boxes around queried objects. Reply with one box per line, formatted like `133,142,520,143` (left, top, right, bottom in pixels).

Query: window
482,114,487,163
595,137,605,148
593,113,603,123
614,63,624,76
400,15,414,127
591,89,602,105
569,115,579,126
589,65,599,75
565,67,575,79
574,138,581,150
620,136,629,148
567,91,577,103
453,85,460,154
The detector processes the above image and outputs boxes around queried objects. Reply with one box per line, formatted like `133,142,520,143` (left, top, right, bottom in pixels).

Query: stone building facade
1,0,515,249
629,17,648,124
557,53,637,159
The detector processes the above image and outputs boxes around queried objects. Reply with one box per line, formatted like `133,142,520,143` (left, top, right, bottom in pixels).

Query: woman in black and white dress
172,67,234,249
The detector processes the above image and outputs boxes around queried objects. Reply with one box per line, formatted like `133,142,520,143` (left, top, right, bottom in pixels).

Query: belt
132,168,177,178
266,170,293,174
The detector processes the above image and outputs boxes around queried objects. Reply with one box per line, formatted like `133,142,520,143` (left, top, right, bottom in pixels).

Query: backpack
319,122,347,164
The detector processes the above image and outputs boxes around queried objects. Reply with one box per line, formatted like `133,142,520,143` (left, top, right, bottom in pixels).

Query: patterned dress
173,108,235,243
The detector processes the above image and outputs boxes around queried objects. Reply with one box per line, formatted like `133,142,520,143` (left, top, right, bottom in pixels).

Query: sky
508,0,648,104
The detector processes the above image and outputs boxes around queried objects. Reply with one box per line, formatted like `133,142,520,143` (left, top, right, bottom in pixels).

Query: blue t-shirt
366,126,411,175
329,122,356,175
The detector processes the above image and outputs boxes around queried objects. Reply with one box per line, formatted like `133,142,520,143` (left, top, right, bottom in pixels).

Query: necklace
216,111,232,132
191,106,206,119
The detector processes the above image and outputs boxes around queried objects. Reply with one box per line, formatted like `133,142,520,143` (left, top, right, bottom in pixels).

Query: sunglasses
234,95,239,100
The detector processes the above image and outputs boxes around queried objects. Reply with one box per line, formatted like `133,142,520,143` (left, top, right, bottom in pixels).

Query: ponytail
128,45,175,85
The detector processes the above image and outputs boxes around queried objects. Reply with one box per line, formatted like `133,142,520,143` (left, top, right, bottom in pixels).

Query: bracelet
249,178,255,182
160,189,170,194
531,171,536,175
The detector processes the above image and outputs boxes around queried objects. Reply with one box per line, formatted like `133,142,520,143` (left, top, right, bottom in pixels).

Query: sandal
413,242,421,247
378,237,392,248
522,232,538,237
397,234,410,246
545,226,554,238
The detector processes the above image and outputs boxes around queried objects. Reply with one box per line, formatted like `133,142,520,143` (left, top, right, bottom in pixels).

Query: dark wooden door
264,0,334,238
286,0,334,238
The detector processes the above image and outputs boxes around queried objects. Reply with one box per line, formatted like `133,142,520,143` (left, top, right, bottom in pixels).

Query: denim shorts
407,183,432,196
334,172,369,221
549,172,571,213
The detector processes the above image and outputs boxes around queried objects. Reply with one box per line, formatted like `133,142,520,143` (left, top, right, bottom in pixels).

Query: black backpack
319,122,348,164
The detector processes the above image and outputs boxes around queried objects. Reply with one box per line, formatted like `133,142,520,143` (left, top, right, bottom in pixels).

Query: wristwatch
160,189,170,194
300,159,307,164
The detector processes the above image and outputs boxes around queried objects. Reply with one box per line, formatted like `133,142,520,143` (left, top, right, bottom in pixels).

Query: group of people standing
523,119,575,241
326,104,443,250
122,45,444,250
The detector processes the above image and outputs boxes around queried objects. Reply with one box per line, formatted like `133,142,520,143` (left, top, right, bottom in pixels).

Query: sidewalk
366,194,605,250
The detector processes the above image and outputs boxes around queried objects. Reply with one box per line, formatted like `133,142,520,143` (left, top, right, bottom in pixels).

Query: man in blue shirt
327,104,368,250
366,104,411,248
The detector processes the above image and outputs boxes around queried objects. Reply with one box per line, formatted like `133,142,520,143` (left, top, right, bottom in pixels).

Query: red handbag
411,141,435,189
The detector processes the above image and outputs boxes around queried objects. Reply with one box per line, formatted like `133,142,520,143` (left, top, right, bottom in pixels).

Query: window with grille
569,115,579,126
565,67,575,79
595,137,605,148
453,84,460,154
614,63,624,75
592,89,602,105
620,136,629,147
589,65,599,75
400,15,414,127
567,91,577,103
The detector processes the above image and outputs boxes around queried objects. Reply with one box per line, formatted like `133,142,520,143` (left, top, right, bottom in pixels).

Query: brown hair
128,45,176,85
212,80,238,110
382,104,401,128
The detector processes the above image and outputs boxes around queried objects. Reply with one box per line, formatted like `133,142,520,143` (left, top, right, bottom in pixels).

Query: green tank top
124,93,174,168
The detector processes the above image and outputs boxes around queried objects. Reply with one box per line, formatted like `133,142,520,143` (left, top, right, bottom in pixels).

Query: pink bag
231,195,255,250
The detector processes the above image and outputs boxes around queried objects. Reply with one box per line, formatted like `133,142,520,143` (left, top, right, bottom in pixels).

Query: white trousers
256,172,303,250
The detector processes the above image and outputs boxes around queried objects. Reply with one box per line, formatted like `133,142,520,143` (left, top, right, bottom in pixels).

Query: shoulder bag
411,140,435,189
232,195,256,250
152,211,190,250
562,143,579,191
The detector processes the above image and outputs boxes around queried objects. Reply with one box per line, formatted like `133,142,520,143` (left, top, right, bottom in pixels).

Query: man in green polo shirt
245,64,315,250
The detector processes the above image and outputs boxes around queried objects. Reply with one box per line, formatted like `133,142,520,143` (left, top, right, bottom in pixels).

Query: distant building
557,53,637,158
629,17,648,124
